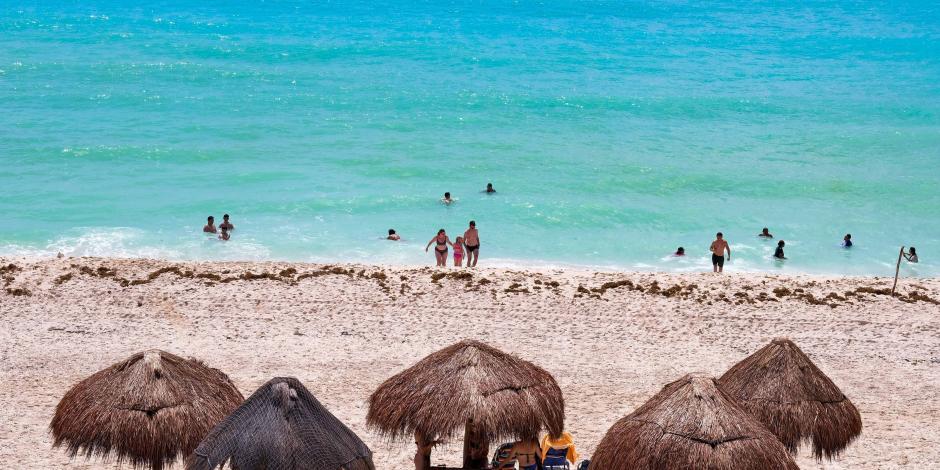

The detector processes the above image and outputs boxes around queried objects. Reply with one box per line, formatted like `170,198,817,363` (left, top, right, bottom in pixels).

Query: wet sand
1,256,939,468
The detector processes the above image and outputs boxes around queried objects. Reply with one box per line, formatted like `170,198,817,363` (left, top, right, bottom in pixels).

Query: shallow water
2,1,938,275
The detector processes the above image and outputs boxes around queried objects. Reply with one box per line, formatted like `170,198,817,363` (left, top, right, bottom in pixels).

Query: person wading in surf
710,232,731,273
463,221,480,267
425,229,453,267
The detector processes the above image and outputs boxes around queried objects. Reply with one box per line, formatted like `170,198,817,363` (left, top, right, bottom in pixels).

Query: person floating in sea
453,236,466,267
463,220,480,267
387,229,400,241
219,226,230,241
674,247,685,256
441,192,454,205
904,247,918,263
425,229,453,267
774,240,787,260
710,232,731,273
758,227,773,238
843,233,853,248
203,216,217,234
220,214,234,231
485,183,496,194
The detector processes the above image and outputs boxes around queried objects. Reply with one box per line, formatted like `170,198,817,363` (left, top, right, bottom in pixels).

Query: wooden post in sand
892,246,904,297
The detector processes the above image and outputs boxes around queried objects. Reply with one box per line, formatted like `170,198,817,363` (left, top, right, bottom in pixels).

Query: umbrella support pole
462,420,489,469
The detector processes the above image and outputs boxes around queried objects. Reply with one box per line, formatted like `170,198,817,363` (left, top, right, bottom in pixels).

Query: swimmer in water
203,216,217,234
219,214,234,231
442,192,453,205
485,183,496,194
387,229,400,241
843,233,853,248
774,240,786,260
758,227,773,238
219,226,230,241
904,247,918,263
674,247,685,256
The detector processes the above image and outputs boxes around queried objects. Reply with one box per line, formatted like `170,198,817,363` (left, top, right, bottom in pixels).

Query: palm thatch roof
188,377,374,470
50,350,244,470
591,374,798,470
366,340,564,444
719,337,862,460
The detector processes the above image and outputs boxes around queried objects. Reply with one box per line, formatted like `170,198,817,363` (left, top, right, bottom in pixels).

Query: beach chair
491,442,518,469
543,447,570,470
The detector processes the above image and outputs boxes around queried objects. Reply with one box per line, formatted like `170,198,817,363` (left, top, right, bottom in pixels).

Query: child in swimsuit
453,236,465,267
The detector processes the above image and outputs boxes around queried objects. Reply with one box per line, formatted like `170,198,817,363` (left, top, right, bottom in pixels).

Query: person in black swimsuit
425,228,453,267
774,240,786,260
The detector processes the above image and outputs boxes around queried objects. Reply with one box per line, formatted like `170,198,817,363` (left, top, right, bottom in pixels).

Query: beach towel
540,432,579,463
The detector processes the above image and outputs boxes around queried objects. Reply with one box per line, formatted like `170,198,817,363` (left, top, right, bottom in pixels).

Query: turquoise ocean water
2,1,938,275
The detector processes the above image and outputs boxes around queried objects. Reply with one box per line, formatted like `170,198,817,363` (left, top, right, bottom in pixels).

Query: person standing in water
463,221,480,267
219,213,234,231
485,183,496,194
203,216,217,234
425,229,453,267
219,226,230,241
441,192,453,205
710,232,731,273
387,229,400,241
453,236,466,267
758,227,773,238
904,247,918,263
774,240,786,260
843,233,853,248
674,247,685,256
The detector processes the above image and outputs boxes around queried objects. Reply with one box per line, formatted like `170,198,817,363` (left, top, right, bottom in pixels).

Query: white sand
1,256,939,469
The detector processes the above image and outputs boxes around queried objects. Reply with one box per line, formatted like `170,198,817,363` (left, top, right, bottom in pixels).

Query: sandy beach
1,256,939,469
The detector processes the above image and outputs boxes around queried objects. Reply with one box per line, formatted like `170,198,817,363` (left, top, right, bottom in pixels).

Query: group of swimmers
440,183,496,205
673,228,919,273
202,214,234,241
423,221,481,267
384,184,495,267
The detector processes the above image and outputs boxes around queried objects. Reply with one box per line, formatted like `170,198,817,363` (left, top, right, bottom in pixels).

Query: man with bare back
464,220,480,267
710,232,731,273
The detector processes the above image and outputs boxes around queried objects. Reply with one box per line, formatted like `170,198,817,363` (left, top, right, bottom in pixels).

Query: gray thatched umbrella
591,374,798,470
187,377,374,470
50,350,244,470
719,337,862,459
367,340,564,469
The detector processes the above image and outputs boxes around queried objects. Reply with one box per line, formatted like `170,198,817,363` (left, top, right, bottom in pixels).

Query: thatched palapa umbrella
719,337,862,459
591,374,798,470
188,377,374,470
367,340,564,469
50,350,244,470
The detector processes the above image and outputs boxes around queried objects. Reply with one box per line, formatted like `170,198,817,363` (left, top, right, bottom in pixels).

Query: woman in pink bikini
424,229,453,267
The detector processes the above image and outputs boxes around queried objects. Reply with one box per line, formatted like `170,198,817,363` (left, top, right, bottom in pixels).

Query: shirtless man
219,213,234,231
710,232,731,273
463,221,480,267
203,216,217,234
